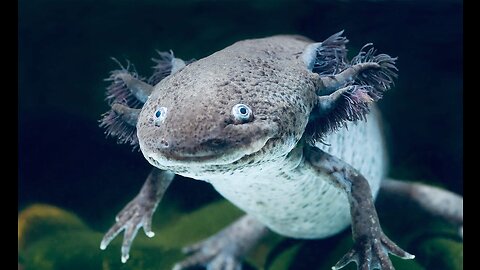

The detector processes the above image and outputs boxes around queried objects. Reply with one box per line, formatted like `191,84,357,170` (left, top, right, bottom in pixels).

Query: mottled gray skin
138,36,402,269
99,34,463,270
138,36,318,172
137,35,387,237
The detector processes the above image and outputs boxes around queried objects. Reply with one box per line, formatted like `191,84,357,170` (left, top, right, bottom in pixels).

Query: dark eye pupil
239,107,247,115
155,111,161,118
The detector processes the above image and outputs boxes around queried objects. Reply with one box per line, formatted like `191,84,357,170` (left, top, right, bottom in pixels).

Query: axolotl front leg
305,145,415,270
99,51,187,262
100,168,175,263
100,168,269,269
97,50,270,269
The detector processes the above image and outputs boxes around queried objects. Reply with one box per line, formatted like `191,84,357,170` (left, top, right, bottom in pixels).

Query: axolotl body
98,32,463,270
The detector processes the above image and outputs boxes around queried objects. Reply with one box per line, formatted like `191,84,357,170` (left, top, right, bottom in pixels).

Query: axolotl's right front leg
98,50,191,263
100,168,175,263
101,170,269,270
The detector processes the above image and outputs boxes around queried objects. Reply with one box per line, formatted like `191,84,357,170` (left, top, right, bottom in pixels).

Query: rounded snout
152,136,232,161
139,119,278,166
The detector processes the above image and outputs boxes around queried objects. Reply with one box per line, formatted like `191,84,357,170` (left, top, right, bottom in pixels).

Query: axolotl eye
232,104,253,123
153,107,167,126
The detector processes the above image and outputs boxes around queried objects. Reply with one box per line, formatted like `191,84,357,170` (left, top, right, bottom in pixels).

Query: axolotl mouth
139,120,280,168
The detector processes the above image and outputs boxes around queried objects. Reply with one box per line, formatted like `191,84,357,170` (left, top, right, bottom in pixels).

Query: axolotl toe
98,31,463,270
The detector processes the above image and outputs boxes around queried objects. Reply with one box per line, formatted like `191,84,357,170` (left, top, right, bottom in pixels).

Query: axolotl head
101,32,397,176
137,37,320,173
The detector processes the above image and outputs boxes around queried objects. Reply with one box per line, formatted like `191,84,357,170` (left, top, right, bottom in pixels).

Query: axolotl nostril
98,31,463,270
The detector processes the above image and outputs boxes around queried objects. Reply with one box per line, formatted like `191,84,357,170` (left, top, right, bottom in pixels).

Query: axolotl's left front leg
305,145,414,270
100,168,175,263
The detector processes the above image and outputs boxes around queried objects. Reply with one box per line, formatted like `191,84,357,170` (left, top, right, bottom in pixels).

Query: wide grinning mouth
139,118,280,169
163,151,222,162
144,134,273,167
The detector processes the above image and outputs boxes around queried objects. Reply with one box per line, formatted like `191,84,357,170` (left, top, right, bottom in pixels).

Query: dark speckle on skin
130,35,390,250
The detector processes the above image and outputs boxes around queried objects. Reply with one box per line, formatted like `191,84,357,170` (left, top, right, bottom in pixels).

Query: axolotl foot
100,169,174,263
173,215,268,270
333,232,414,270
100,194,157,263
173,243,242,270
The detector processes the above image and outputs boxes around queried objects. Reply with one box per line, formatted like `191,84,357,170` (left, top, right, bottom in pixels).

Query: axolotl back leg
173,215,269,270
379,178,463,238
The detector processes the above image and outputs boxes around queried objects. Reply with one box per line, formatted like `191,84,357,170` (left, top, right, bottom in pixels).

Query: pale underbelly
210,172,352,239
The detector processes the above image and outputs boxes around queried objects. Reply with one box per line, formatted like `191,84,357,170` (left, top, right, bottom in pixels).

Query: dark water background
19,0,462,232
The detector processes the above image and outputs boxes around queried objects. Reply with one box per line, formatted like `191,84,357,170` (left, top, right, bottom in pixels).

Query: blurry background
19,0,462,240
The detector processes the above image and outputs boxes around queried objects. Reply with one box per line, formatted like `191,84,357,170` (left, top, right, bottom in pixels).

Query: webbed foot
333,232,414,270
100,169,174,263
173,215,267,270
173,238,242,270
305,147,414,270
100,194,157,263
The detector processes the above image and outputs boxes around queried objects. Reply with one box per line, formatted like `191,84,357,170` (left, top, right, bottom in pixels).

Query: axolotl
98,31,463,270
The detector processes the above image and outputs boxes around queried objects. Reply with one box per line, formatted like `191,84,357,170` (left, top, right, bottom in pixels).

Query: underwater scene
19,0,462,269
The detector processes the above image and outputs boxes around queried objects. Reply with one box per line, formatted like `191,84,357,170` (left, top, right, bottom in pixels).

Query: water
18,1,462,269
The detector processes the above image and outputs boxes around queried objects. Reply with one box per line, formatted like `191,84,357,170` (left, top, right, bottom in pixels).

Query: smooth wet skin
136,36,316,170
99,32,463,270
